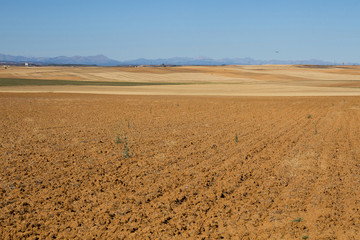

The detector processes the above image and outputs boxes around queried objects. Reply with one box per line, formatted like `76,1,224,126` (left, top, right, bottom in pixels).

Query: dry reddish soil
1,93,360,239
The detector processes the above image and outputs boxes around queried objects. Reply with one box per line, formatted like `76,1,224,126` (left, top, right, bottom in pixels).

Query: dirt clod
1,93,360,239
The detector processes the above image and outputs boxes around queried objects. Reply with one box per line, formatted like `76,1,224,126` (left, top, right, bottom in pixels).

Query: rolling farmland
1,65,360,238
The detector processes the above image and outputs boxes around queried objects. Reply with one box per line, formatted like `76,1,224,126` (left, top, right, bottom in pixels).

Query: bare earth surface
1,65,360,96
1,93,360,239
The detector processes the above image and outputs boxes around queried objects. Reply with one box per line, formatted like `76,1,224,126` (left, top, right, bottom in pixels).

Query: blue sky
1,0,359,62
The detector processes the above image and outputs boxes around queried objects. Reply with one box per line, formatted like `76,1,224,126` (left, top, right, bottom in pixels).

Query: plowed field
1,93,360,239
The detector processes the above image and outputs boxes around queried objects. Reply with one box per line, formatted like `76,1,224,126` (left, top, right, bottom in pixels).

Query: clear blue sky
1,0,359,62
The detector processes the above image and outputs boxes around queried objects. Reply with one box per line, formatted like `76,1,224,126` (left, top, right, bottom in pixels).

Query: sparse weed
292,217,302,222
115,135,122,144
307,114,312,119
302,236,309,239
315,128,318,135
115,135,133,159
235,133,239,143
122,136,132,159
211,144,218,151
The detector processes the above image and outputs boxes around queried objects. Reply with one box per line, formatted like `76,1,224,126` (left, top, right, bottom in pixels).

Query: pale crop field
1,65,360,96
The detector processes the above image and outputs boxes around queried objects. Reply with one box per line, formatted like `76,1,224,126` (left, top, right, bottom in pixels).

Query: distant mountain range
118,57,339,66
0,54,119,66
0,53,356,66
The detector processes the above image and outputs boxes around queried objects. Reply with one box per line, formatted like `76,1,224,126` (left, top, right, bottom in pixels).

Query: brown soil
1,93,360,239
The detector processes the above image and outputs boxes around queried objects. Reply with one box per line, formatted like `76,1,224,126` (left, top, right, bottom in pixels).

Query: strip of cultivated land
0,78,192,87
1,65,360,96
1,93,360,238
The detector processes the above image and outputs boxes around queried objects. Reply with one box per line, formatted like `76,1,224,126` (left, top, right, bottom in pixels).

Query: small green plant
115,135,133,159
122,136,132,159
315,128,318,135
211,144,217,151
307,114,312,119
292,217,302,222
302,236,309,239
235,133,239,143
126,119,130,129
115,135,122,144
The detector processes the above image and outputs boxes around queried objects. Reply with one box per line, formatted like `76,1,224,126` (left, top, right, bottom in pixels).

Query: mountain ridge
0,53,356,66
